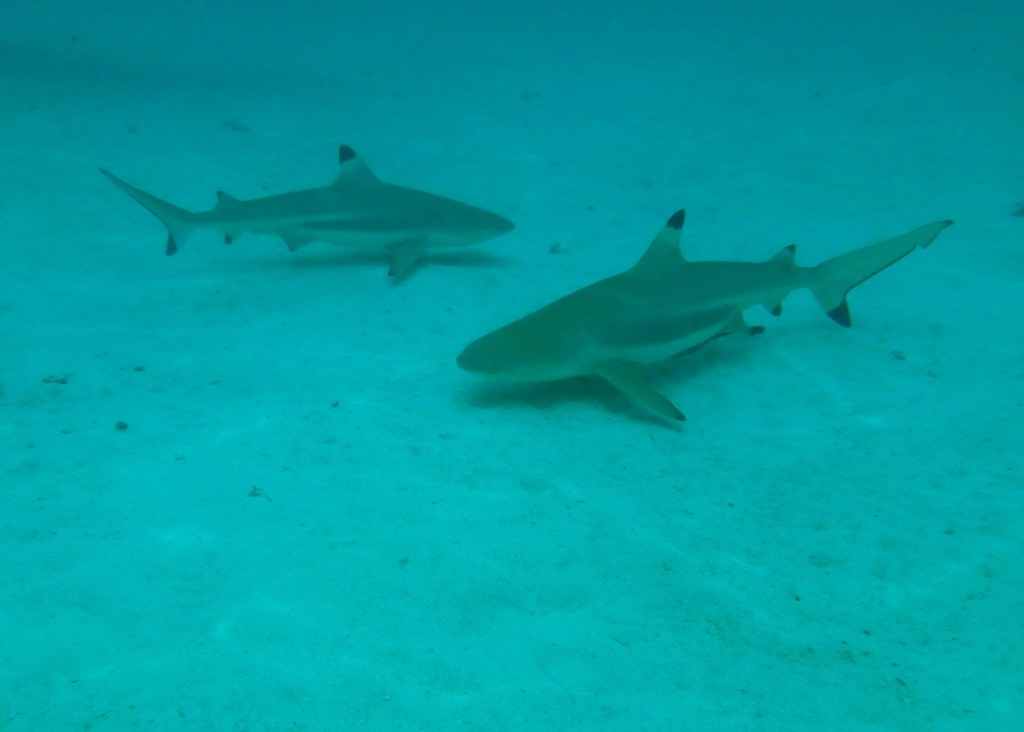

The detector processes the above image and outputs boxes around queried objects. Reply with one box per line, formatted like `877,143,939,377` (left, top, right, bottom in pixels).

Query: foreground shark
100,145,514,277
458,210,952,421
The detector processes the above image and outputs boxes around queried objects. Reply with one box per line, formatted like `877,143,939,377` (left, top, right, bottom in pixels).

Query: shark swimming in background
100,145,515,277
458,210,953,421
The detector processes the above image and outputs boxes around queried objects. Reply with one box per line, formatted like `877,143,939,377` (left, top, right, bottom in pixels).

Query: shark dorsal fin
215,190,240,209
768,244,797,267
632,209,687,271
333,145,380,188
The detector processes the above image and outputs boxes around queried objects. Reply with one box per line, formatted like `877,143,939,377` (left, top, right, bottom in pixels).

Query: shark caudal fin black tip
828,299,852,327
339,145,357,164
100,167,196,254
810,220,952,328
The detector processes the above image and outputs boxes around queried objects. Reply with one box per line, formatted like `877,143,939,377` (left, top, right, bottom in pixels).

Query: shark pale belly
100,145,514,277
458,210,952,421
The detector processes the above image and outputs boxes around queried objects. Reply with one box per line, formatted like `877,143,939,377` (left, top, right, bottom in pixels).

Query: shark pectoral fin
592,361,685,421
282,235,314,253
388,238,427,278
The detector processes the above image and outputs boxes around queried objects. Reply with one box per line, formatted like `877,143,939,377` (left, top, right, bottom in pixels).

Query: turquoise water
2,1,1021,729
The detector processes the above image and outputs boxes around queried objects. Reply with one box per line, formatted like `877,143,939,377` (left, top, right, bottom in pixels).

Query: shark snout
470,210,514,240
456,340,492,375
456,333,518,377
443,208,514,249
494,214,515,235
457,328,559,382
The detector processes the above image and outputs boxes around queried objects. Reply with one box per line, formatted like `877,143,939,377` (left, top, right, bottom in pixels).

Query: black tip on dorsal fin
767,243,798,270
332,145,378,188
667,209,686,230
634,209,688,270
214,190,240,210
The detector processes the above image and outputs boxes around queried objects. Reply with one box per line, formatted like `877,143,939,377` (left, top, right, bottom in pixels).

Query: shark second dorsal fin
333,145,380,188
768,244,797,267
215,190,241,209
633,209,687,271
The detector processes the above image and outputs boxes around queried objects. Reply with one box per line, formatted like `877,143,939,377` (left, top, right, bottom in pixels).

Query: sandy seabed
2,1,1021,729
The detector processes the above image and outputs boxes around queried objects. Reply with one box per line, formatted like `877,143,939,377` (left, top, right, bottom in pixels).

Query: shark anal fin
388,239,427,278
593,361,685,421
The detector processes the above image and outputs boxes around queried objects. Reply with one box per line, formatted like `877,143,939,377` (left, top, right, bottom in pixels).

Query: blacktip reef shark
458,210,953,421
99,145,514,277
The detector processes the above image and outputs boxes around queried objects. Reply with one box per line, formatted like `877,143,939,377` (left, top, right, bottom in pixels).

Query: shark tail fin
807,220,953,327
99,168,198,255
